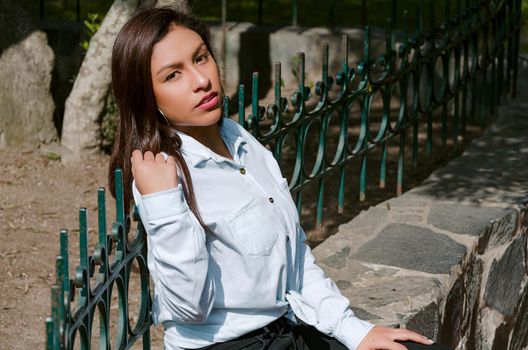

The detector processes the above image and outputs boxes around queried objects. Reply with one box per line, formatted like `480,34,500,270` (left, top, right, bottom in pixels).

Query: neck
176,123,233,160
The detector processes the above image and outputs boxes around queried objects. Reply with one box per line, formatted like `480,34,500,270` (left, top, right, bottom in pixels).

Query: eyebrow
156,43,207,75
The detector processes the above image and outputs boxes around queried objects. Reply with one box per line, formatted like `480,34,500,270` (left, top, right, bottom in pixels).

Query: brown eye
165,71,180,82
196,53,209,64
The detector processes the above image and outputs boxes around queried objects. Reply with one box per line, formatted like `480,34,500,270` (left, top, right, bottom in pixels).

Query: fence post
258,0,263,24
361,0,367,27
292,0,298,26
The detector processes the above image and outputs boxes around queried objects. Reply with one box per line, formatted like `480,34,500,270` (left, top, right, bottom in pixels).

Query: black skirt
194,316,453,350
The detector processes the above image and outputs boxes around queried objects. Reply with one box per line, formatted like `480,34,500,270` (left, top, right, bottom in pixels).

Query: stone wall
208,23,388,98
313,60,528,349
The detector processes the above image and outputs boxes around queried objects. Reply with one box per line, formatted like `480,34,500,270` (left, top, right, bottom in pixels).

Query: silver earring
157,107,170,125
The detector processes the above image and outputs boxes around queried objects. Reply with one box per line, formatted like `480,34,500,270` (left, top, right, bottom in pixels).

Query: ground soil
0,115,483,349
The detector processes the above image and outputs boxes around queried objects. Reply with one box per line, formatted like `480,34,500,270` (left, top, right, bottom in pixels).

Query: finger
378,338,408,350
166,155,176,166
143,151,155,161
392,330,433,345
131,149,143,162
155,152,165,162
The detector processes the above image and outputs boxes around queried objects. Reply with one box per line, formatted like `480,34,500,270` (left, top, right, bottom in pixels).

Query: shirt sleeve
132,180,215,324
287,226,374,350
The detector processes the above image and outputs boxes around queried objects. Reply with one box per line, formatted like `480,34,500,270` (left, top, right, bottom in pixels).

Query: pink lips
196,92,219,110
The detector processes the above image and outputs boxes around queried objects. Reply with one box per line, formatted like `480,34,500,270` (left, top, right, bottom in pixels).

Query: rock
349,306,381,321
509,283,528,350
491,323,509,350
463,255,484,350
477,209,519,253
484,234,527,317
321,247,350,269
0,1,57,148
406,302,439,341
351,223,466,274
428,203,507,236
439,277,464,348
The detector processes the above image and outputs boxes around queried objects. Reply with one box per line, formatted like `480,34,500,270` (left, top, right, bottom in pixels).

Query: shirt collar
175,118,247,167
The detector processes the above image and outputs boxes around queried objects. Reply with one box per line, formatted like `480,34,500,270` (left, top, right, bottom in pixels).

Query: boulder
0,1,57,148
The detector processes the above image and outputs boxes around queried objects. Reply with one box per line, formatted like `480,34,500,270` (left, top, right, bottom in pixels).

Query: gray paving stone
349,306,382,321
350,223,467,274
484,235,527,317
321,247,350,269
341,273,442,310
428,203,508,236
336,280,351,290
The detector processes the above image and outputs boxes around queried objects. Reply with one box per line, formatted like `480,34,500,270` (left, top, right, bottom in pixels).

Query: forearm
291,227,373,349
133,182,214,323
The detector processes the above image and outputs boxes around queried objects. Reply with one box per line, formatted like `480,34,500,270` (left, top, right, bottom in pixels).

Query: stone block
477,209,519,253
484,235,527,317
509,283,528,350
439,277,464,348
405,302,439,341
428,203,507,236
321,247,350,269
351,223,466,274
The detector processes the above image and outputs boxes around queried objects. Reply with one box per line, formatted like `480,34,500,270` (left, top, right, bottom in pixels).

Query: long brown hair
109,7,216,228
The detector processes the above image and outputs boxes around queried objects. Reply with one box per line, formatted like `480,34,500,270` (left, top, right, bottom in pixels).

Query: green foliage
80,13,102,53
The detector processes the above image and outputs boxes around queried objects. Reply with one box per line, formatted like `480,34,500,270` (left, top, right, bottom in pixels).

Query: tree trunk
60,0,190,162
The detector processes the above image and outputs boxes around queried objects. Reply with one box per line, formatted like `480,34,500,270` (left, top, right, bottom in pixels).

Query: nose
190,66,210,92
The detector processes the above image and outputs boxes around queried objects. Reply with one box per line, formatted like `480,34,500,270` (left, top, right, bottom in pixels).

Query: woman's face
151,26,222,129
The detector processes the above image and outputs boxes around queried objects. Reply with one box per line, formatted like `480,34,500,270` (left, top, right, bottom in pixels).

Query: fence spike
51,285,60,349
341,34,348,72
79,208,88,270
322,43,329,83
60,229,69,294
97,187,106,247
251,72,259,128
223,95,230,119
46,317,54,350
297,52,305,93
115,168,125,225
238,84,245,126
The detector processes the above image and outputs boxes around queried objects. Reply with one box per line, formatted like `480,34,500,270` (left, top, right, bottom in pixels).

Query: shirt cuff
333,314,374,350
138,183,188,221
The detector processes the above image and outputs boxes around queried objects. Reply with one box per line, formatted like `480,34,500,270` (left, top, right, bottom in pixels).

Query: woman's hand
131,150,178,195
357,325,434,350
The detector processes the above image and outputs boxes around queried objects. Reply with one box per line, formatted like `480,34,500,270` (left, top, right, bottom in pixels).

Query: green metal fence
46,0,521,348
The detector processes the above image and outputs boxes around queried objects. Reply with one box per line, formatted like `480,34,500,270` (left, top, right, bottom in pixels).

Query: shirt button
286,235,290,242
268,197,274,203
239,168,246,175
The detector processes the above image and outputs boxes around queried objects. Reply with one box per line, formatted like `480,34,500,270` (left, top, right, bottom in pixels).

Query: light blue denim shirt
132,117,373,350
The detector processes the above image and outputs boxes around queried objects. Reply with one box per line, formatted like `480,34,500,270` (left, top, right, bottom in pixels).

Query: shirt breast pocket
225,197,279,256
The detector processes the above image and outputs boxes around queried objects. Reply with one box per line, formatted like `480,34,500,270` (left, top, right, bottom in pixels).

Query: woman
109,6,450,350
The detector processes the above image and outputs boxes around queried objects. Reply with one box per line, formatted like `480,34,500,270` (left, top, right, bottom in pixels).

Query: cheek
156,85,184,108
